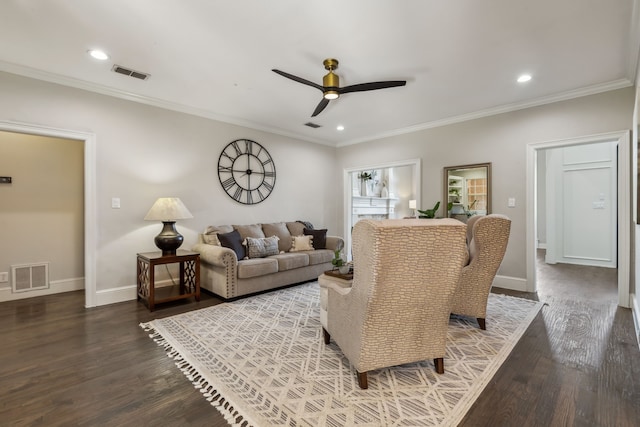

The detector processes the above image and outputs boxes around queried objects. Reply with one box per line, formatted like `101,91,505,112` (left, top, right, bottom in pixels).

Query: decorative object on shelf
418,201,441,218
380,181,389,198
357,170,376,196
218,139,276,205
144,197,193,256
409,199,417,218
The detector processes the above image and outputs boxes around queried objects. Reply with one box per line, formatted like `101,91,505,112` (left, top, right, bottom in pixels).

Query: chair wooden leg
356,371,368,389
322,328,331,344
477,318,486,330
434,358,444,374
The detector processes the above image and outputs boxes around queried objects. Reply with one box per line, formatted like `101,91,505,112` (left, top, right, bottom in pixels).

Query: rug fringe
140,321,254,427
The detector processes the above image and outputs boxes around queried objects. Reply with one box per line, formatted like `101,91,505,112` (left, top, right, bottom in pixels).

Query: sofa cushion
290,235,314,252
218,230,246,260
246,236,280,259
286,221,306,237
237,258,279,279
203,224,233,245
261,222,292,252
306,248,334,265
233,224,265,240
272,253,309,271
304,228,327,249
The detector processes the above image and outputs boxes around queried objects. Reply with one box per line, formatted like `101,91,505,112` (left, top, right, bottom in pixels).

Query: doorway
0,121,97,308
526,131,631,308
343,158,421,259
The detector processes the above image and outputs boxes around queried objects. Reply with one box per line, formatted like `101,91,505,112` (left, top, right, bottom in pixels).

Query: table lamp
144,197,193,256
409,199,417,218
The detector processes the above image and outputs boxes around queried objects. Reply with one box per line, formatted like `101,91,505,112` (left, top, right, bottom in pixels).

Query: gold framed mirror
443,163,491,221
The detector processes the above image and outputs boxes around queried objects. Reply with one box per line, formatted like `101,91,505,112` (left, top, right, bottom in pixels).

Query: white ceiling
0,0,638,146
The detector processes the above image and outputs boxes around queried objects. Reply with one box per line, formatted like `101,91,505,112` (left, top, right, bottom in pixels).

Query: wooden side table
137,250,200,311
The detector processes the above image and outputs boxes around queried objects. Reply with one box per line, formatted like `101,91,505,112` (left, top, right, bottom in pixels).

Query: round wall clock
217,139,276,204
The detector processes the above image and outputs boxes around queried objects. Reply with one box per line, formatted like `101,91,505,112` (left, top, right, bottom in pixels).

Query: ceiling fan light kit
273,58,406,117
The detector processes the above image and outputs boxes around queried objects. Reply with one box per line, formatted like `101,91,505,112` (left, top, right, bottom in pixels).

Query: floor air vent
304,122,321,128
111,65,150,81
12,263,49,293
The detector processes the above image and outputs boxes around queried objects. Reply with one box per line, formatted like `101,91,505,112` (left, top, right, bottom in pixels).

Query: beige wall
0,132,84,289
337,87,635,281
0,71,339,302
0,69,636,305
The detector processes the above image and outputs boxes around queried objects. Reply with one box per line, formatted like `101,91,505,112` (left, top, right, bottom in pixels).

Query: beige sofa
192,221,344,299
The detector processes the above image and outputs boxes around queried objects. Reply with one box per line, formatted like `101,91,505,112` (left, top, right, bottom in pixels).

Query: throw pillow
218,230,246,260
202,233,220,245
286,221,306,237
303,228,327,249
202,225,233,246
261,222,293,252
233,224,265,240
246,236,280,258
290,235,314,252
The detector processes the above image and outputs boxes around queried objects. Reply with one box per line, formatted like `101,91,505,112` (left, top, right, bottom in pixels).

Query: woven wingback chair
451,214,511,330
321,218,467,389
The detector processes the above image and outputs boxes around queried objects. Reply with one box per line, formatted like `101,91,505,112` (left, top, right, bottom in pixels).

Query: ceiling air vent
304,122,321,128
111,64,150,81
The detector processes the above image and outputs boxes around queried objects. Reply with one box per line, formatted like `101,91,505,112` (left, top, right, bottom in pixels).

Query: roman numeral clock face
218,139,276,204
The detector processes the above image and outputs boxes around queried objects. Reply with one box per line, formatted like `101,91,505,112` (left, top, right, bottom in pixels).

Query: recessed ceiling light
517,74,532,83
88,49,109,60
336,125,345,131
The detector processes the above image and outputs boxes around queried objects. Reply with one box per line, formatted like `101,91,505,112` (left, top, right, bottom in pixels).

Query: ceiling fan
272,58,406,117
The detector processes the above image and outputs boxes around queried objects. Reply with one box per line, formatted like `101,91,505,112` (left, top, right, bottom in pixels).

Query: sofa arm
191,243,237,268
325,236,344,252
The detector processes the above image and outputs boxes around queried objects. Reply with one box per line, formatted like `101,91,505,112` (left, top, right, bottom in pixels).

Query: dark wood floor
0,253,638,426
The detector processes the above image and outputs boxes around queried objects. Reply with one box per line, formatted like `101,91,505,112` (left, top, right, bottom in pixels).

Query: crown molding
337,78,633,147
0,60,334,147
0,60,633,150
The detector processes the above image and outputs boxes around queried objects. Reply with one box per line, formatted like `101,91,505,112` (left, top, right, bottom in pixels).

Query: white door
545,141,617,268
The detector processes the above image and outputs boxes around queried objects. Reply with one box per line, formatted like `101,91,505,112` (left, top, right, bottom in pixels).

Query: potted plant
332,249,350,274
417,201,441,218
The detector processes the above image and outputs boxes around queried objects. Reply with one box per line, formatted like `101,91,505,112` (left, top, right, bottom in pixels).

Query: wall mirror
443,163,491,221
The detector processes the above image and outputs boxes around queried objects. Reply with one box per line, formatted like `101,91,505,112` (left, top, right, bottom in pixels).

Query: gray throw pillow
246,236,279,258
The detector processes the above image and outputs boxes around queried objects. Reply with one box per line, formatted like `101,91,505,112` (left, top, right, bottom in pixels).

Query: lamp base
154,221,184,256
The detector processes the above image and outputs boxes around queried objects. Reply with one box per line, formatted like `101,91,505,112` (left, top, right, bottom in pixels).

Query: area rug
141,282,543,426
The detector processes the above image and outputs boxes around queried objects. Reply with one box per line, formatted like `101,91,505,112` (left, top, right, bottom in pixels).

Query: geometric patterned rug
141,282,544,426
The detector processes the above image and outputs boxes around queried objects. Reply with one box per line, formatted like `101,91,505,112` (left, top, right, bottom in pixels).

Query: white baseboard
0,277,84,303
632,293,640,351
93,279,175,307
492,275,528,292
95,285,137,307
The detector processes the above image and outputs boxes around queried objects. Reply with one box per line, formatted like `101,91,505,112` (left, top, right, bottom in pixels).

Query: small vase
360,180,368,196
338,265,350,275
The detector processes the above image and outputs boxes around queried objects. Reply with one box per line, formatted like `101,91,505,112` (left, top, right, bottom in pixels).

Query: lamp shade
409,199,417,210
144,197,193,221
144,198,193,256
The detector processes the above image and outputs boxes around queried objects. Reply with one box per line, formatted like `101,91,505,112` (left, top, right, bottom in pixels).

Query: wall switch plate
111,197,121,209
508,197,516,208
0,272,8,283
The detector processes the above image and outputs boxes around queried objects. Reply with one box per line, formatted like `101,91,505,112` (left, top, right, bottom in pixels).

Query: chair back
330,218,468,373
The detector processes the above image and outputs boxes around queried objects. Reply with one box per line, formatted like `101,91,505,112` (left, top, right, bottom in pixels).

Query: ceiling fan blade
272,69,324,91
311,98,330,117
339,80,406,94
